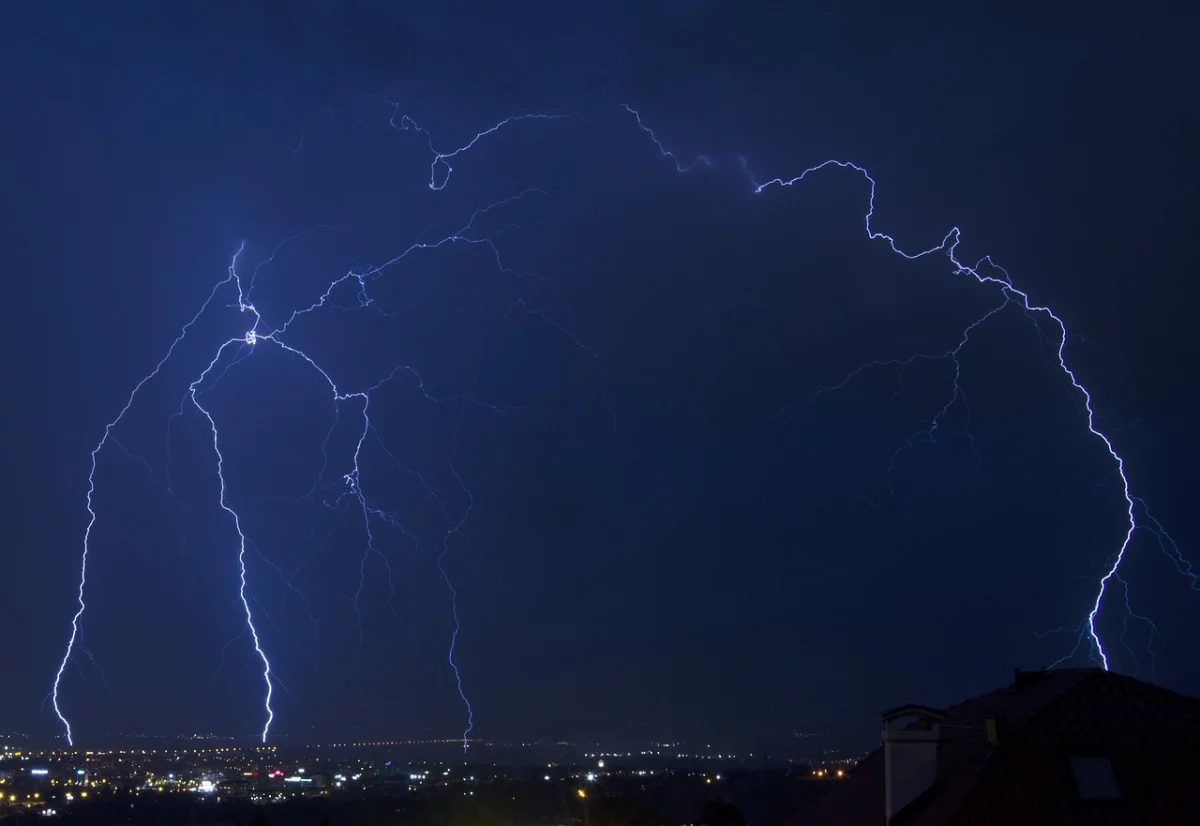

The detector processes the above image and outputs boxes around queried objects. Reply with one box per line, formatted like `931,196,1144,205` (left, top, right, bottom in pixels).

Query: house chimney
879,705,946,824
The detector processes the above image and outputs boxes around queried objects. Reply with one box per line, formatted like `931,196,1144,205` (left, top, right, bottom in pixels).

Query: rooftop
799,667,1200,826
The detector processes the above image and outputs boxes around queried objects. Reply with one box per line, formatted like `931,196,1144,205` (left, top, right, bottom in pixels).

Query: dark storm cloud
22,0,415,87
250,0,415,78
616,0,1134,84
27,1,632,106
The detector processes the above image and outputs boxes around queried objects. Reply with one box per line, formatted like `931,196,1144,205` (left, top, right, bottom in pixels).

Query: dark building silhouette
798,667,1200,825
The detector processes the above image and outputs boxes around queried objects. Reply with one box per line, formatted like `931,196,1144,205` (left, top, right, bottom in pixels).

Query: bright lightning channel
621,105,1193,672
754,160,1138,669
188,328,275,742
51,110,586,748
51,270,240,747
53,99,1190,748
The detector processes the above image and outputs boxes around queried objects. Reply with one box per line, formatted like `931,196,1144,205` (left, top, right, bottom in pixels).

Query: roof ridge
936,668,1100,722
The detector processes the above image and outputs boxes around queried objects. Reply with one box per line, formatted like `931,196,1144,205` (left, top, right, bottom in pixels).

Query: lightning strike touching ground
53,97,1191,747
722,134,1192,671
50,111,596,747
51,271,242,747
188,339,276,743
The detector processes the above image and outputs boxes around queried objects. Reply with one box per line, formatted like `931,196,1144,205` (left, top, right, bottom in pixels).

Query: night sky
2,2,1197,752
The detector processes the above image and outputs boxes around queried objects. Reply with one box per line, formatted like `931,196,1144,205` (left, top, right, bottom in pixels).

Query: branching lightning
52,274,238,747
613,103,1193,673
53,97,1191,748
188,326,275,743
386,99,577,191
51,112,592,748
725,138,1193,672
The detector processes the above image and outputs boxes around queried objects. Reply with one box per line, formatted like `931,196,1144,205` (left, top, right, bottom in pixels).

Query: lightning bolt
620,104,713,173
623,105,1194,673
386,99,576,191
51,109,599,748
188,331,275,742
720,132,1189,671
51,273,238,746
54,97,1189,747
